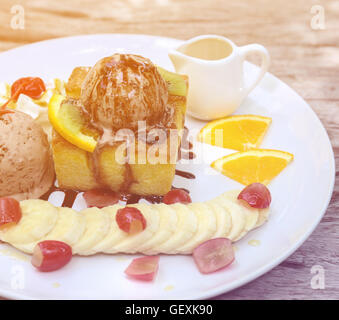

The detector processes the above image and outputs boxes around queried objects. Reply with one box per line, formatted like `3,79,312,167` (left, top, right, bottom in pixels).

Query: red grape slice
125,256,159,281
163,189,192,205
237,183,271,209
83,189,119,208
193,238,234,274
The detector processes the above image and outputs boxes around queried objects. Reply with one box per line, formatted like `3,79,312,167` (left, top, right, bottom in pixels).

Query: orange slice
211,149,294,185
48,94,98,152
198,115,272,151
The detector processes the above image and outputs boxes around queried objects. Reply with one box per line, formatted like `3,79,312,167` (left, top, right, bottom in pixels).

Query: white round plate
0,34,335,300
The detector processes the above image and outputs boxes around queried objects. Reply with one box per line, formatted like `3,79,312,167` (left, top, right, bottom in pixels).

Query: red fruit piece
237,183,271,209
11,77,46,100
163,189,192,205
32,240,72,272
193,238,235,274
1,77,46,109
116,207,146,234
0,197,22,228
125,256,159,281
83,189,119,208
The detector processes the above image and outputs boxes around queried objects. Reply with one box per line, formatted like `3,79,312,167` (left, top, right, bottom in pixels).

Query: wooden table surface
0,0,338,300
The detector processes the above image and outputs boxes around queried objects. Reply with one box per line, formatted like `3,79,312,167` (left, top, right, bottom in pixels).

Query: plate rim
0,33,335,300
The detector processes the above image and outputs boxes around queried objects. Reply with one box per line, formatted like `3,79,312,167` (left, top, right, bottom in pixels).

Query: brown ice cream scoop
0,110,55,200
80,54,170,132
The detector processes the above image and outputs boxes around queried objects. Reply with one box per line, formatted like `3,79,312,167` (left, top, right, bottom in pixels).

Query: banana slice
156,203,197,254
204,201,232,238
176,203,217,254
44,207,86,245
10,207,86,254
140,203,177,254
0,200,58,245
223,190,259,238
91,204,126,254
214,194,246,241
72,207,110,255
111,203,160,254
222,190,270,230
9,242,37,254
255,208,270,228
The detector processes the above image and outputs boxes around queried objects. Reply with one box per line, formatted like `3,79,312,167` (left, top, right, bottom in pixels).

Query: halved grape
193,238,234,274
116,207,147,234
238,183,271,209
32,240,72,272
83,189,119,208
125,256,159,281
163,189,192,205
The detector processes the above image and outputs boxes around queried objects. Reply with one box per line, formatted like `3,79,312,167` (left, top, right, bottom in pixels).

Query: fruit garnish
125,256,159,281
0,198,22,229
238,183,271,209
193,238,234,274
53,78,67,96
65,67,90,99
116,207,147,234
48,94,98,152
156,66,188,97
211,149,294,185
163,189,192,205
31,240,72,272
83,189,119,208
1,77,46,109
198,115,272,151
12,77,46,100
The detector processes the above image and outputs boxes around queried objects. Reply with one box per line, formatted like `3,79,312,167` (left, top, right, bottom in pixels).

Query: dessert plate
0,34,335,300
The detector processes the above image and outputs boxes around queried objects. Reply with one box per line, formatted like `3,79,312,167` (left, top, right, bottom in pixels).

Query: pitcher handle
239,44,270,97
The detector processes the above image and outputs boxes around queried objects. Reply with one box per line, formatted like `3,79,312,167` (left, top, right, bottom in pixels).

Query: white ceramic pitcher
169,35,270,120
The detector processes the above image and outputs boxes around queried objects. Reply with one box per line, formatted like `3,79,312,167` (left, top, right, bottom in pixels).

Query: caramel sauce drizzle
120,193,163,205
40,184,81,208
175,169,195,179
171,185,190,195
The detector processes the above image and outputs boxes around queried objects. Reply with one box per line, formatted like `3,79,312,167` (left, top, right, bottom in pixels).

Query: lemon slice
211,149,294,185
48,94,97,152
198,115,272,151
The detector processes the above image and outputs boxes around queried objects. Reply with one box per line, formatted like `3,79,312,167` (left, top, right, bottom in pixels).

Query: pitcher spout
168,50,190,71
